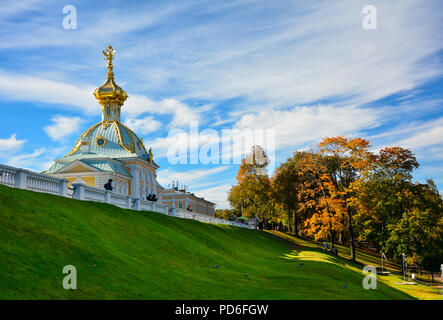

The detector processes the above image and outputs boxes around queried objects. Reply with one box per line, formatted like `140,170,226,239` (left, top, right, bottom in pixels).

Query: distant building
161,186,215,216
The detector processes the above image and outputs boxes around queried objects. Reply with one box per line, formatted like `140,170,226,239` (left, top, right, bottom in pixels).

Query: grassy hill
0,184,441,299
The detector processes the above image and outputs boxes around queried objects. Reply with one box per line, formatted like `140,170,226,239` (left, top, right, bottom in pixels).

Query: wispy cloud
0,71,96,113
5,148,46,170
157,166,229,187
396,118,443,153
120,0,443,109
192,183,233,208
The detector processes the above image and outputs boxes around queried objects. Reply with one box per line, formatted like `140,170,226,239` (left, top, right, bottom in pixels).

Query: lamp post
402,253,407,283
381,252,387,273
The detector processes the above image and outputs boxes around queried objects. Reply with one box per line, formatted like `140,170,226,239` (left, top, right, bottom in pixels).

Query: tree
385,182,443,275
353,146,420,256
272,152,308,235
298,152,344,249
318,136,374,261
229,146,274,229
215,209,236,220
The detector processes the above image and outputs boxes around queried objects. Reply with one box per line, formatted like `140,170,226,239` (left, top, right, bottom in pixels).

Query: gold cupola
93,45,128,122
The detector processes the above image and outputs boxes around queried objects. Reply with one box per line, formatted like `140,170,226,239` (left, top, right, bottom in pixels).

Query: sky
0,0,442,208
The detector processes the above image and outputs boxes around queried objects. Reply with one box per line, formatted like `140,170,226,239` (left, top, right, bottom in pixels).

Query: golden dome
93,45,128,107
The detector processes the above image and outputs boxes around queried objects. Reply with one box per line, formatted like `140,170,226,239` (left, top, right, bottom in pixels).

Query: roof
45,158,132,177
63,120,156,163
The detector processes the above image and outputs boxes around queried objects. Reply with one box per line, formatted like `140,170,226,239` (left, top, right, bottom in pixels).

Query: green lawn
0,184,441,299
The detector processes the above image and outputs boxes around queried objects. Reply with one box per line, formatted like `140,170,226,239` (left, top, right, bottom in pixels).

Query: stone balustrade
169,208,250,228
0,163,252,229
71,183,251,228
0,164,68,197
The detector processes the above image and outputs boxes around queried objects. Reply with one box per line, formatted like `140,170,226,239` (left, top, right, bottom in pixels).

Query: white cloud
119,0,443,109
367,117,443,162
124,95,203,128
157,166,229,186
43,115,83,141
0,70,202,131
0,134,26,152
0,72,96,114
2,144,68,172
192,184,233,209
147,129,220,159
124,116,162,135
234,105,382,150
396,118,443,152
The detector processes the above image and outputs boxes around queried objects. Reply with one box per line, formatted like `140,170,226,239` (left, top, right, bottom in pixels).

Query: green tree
353,146,420,255
272,152,307,235
385,182,443,273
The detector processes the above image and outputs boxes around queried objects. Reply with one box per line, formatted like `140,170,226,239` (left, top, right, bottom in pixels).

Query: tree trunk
292,210,298,237
347,206,356,262
287,209,293,234
330,229,335,250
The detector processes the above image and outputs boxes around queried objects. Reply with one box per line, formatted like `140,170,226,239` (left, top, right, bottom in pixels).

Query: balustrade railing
0,164,68,196
0,164,252,229
0,164,18,187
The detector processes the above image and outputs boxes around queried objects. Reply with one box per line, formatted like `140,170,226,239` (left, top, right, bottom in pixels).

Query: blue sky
0,0,442,208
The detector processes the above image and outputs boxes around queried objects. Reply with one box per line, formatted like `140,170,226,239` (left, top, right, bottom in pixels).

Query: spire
93,45,128,122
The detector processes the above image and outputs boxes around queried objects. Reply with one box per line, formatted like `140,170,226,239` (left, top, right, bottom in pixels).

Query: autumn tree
298,152,345,249
228,146,273,228
318,136,374,261
215,209,236,220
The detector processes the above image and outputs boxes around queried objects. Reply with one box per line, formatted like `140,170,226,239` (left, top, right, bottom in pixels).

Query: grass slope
0,185,440,299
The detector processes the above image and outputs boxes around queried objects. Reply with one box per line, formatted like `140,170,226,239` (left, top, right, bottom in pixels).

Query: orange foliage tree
318,136,374,261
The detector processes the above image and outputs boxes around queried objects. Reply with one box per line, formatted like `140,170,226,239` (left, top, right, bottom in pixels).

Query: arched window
107,107,111,115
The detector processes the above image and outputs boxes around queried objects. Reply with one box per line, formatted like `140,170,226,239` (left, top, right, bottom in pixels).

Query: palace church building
44,46,215,216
